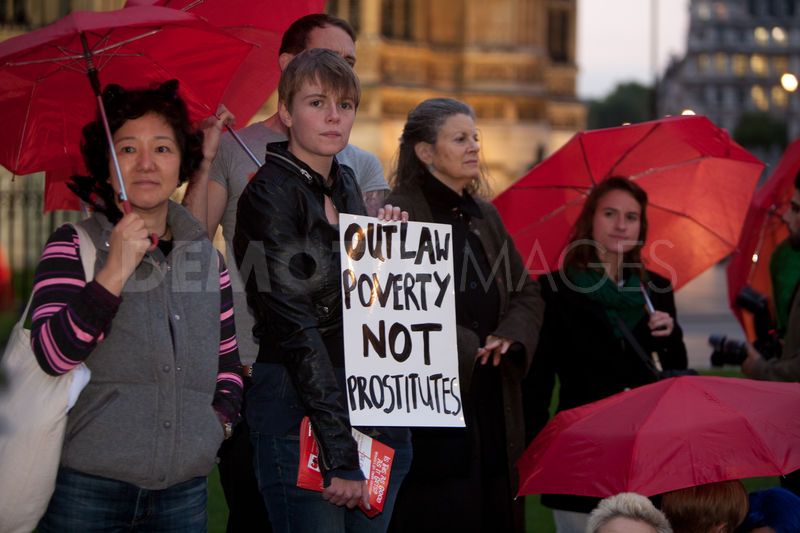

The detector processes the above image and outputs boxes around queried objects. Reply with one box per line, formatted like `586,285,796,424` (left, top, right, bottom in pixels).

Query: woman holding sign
233,50,411,532
385,98,544,533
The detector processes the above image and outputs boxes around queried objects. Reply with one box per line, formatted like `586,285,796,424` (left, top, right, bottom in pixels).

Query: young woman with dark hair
523,177,688,532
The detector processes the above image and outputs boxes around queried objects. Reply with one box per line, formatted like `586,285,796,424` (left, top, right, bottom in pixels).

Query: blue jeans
252,432,412,533
38,467,207,532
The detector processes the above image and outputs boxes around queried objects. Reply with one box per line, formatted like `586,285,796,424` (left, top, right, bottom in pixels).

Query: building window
750,54,768,75
772,86,788,107
747,0,760,16
547,8,569,64
697,54,711,73
715,53,728,74
327,0,360,33
713,1,729,19
10,0,27,25
754,26,769,45
381,0,412,40
787,0,796,16
768,0,779,15
732,54,747,76
772,26,787,43
751,85,769,110
773,56,789,75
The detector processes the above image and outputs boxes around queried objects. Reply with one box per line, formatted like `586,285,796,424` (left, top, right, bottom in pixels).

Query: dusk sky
577,0,691,99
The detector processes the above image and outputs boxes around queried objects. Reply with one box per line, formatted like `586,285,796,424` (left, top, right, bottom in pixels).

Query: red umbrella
493,116,764,289
0,6,252,176
726,140,800,340
517,376,800,498
125,0,326,126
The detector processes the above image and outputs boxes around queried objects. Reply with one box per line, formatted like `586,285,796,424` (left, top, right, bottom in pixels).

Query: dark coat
233,142,367,478
522,268,688,512
387,181,545,487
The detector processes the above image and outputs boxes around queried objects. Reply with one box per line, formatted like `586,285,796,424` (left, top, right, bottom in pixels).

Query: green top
567,267,646,338
770,238,800,333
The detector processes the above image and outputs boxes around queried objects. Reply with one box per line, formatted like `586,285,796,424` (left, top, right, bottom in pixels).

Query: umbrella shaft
94,94,128,203
227,125,261,167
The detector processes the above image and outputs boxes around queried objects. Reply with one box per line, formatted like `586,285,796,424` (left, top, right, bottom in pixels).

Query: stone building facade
658,0,800,142
2,0,584,192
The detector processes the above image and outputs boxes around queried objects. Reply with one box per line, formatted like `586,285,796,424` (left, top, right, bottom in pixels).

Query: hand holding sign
376,203,409,223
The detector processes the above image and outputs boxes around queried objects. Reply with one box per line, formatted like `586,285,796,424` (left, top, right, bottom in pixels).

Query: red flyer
297,416,394,517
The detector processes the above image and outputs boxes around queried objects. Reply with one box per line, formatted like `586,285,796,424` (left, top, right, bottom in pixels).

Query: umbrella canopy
517,376,800,498
125,0,326,125
726,140,800,340
0,6,252,176
493,116,764,289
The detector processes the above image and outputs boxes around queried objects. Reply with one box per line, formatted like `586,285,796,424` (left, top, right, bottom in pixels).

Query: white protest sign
339,213,464,427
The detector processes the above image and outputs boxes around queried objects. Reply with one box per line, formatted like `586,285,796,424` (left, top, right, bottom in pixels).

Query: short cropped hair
279,13,356,55
660,480,747,533
587,492,673,533
278,48,360,111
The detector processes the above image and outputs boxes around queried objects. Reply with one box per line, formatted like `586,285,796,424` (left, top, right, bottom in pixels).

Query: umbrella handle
121,200,159,252
80,33,157,252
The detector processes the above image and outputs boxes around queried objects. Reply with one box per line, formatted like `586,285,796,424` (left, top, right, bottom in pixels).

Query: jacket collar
265,141,343,195
420,170,483,220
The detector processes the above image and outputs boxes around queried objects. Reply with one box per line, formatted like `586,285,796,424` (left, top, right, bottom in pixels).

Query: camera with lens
709,286,781,367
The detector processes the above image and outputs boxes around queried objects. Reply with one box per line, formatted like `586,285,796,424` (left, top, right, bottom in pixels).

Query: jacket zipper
266,151,314,184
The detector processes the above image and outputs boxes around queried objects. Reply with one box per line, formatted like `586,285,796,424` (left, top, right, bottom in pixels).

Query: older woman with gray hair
587,493,672,533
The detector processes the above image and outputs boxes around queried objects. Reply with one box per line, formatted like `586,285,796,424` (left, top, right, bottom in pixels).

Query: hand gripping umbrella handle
81,32,157,252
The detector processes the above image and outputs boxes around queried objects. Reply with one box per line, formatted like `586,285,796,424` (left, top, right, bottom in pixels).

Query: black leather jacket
233,141,366,476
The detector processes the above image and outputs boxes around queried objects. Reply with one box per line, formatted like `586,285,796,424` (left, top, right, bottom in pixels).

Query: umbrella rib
508,185,592,192
607,122,661,178
13,83,36,173
626,156,708,179
648,203,737,248
577,135,598,185
514,191,592,233
6,30,159,67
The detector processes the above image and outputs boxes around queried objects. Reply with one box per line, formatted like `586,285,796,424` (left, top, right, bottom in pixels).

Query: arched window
381,0,412,40
327,0,361,33
547,8,570,64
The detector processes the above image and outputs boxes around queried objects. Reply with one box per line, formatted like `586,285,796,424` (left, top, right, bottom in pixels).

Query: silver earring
427,163,435,173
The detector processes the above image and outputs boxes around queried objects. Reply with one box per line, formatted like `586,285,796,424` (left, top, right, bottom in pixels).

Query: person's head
563,176,648,271
392,97,487,196
738,487,800,533
70,79,203,222
587,492,673,533
278,13,357,70
278,48,360,163
660,480,748,533
783,171,800,249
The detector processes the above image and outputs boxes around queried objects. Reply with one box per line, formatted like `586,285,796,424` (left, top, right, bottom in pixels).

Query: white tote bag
0,223,95,533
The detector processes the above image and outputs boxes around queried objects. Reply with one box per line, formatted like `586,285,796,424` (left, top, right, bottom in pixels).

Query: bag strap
70,222,97,283
614,315,661,381
18,222,97,328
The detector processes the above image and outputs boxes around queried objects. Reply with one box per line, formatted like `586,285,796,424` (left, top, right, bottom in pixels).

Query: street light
782,73,798,93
